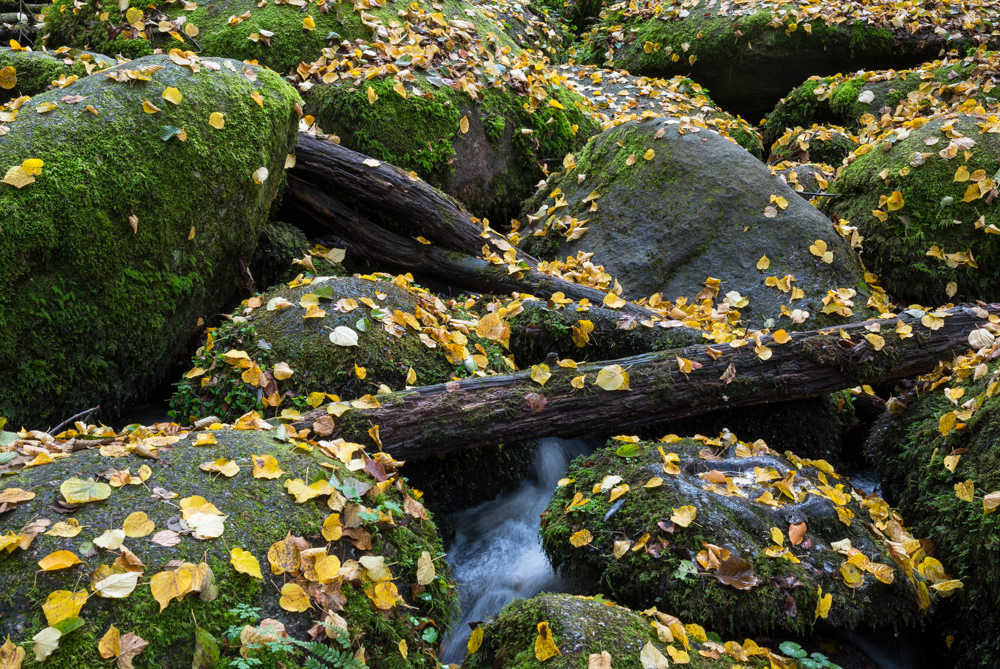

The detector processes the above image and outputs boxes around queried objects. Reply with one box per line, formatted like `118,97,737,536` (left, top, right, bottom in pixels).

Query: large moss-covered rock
561,66,764,158
866,343,1000,666
540,435,937,638
0,424,456,668
0,55,299,428
519,117,867,326
578,0,988,121
763,52,995,150
826,114,1000,305
0,46,114,103
463,593,770,669
41,0,599,221
169,274,512,423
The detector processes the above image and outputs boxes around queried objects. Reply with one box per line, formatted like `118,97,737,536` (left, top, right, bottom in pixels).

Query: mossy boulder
0,46,114,103
0,54,299,428
866,351,1000,666
301,73,598,222
561,67,764,158
577,0,986,121
41,0,599,220
762,53,992,150
826,114,1000,305
520,117,867,326
773,162,835,196
169,275,510,423
463,593,769,669
248,220,311,291
0,425,457,668
766,125,858,167
540,436,934,638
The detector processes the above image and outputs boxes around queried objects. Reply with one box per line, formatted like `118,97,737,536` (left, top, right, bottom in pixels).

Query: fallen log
293,304,996,460
283,174,653,316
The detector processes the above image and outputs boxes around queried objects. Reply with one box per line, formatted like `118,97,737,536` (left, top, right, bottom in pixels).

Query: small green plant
778,641,843,669
224,606,366,669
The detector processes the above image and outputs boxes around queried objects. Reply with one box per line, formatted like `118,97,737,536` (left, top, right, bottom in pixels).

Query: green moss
0,428,457,667
0,55,300,428
866,359,1000,665
540,438,926,638
0,47,115,104
827,115,1000,304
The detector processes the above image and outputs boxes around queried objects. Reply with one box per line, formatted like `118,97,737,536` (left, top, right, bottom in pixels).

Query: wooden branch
284,143,654,316
292,304,996,460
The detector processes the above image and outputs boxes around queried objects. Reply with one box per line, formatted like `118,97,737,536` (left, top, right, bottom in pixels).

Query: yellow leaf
0,487,34,504
757,255,770,270
0,66,15,90
355,364,367,380
569,529,592,547
122,511,155,537
21,158,43,176
406,367,417,385
42,590,87,625
142,100,161,114
38,550,82,572
571,375,585,388
194,432,218,446
150,565,195,611
814,586,832,619
367,86,378,105
595,364,629,391
954,165,970,181
252,454,284,479
931,579,964,594
250,91,264,107
886,190,904,211
460,115,469,133
872,209,888,222
60,477,111,504
644,477,663,488
273,362,294,379
531,364,552,386
208,112,225,129
670,505,697,527
0,636,24,669
302,15,315,30
399,639,408,659
98,625,119,660
534,622,560,661
3,165,34,188
230,547,263,579
468,627,484,654
643,149,655,160
983,491,1000,513
772,329,791,344
322,513,343,541
603,292,626,309
667,646,690,664
161,87,182,105
252,167,268,184
279,583,311,612
47,519,82,538
268,534,301,574
939,411,958,437
955,479,975,502
864,333,885,351
769,527,784,546
184,22,199,36
417,551,436,585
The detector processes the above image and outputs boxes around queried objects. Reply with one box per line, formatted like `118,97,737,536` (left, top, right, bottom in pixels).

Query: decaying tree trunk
285,134,654,316
293,304,995,460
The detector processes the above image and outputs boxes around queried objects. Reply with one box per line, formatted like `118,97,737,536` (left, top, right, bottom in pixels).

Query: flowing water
439,437,594,664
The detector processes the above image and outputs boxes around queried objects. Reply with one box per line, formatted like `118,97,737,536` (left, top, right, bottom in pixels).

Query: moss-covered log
292,304,991,460
0,46,113,104
0,55,299,428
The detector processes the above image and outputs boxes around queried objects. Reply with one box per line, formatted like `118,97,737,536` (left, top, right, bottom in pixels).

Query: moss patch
0,55,299,428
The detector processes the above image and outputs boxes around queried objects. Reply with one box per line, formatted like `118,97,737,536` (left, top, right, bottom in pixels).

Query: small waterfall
439,437,593,664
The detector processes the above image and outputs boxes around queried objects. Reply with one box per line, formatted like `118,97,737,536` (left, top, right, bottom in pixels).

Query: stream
439,437,594,664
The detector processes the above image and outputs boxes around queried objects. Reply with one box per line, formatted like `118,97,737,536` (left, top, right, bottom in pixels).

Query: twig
48,405,100,435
